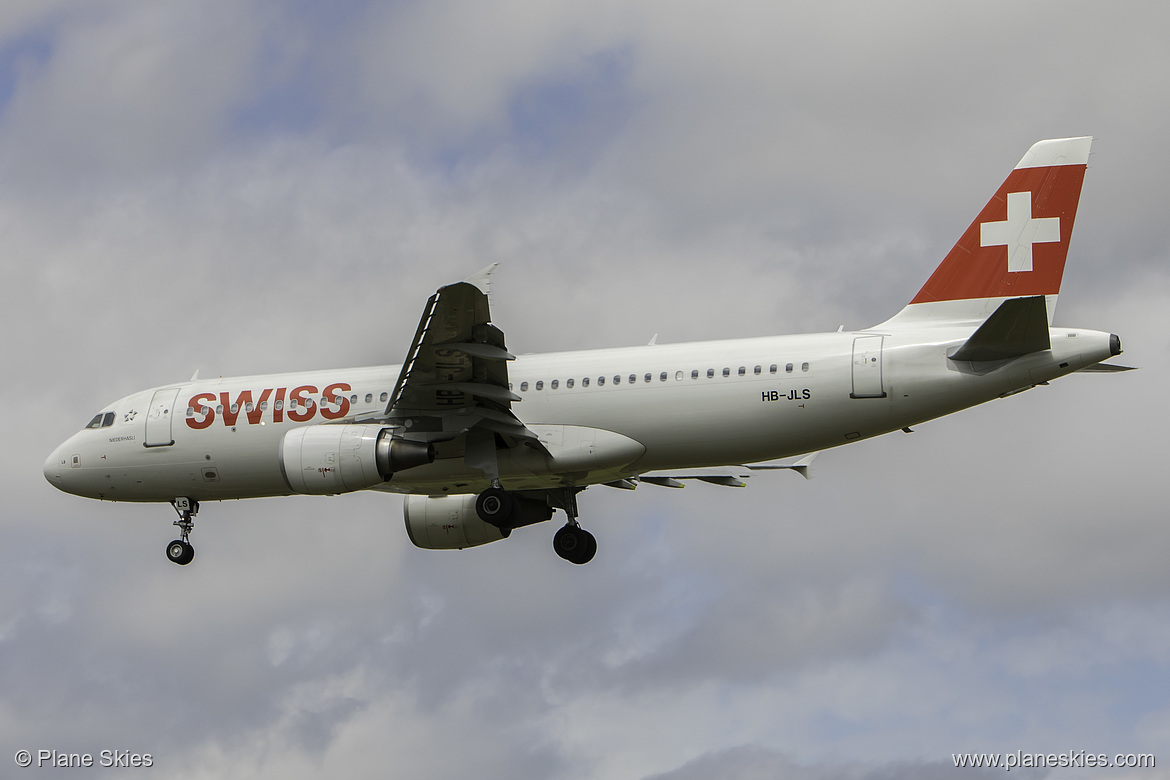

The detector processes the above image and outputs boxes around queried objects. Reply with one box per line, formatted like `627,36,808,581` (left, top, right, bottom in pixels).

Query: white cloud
3,1,1169,778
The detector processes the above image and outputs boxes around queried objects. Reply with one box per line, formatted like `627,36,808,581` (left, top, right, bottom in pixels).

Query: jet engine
280,424,434,495
404,493,552,550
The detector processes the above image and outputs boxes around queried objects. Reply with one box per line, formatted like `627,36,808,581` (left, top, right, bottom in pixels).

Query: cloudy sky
4,1,1168,777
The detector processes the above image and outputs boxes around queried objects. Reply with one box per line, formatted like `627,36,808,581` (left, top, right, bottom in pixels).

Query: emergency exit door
850,336,886,399
144,388,181,447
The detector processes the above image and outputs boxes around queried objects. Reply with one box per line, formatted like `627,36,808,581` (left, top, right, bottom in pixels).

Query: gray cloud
3,1,1168,778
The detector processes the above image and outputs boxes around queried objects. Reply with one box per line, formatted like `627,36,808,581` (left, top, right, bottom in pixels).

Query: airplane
44,136,1131,566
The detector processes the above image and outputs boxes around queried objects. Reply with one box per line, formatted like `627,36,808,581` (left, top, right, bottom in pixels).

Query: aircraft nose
44,446,66,490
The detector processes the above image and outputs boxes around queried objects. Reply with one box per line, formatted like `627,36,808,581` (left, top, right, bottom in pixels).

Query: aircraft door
850,336,887,399
144,388,181,447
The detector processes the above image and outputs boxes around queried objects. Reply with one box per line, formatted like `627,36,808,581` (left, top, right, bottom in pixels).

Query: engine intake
280,425,434,495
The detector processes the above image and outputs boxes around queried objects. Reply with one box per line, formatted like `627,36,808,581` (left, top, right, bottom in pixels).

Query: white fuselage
43,323,1116,504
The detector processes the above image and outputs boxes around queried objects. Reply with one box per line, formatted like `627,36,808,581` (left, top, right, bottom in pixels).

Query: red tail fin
909,137,1090,308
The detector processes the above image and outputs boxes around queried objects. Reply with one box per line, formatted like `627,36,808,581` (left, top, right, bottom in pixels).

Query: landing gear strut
473,483,597,564
166,497,197,566
552,488,596,565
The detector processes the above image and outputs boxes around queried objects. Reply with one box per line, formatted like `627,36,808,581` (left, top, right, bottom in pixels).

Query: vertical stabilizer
881,137,1091,328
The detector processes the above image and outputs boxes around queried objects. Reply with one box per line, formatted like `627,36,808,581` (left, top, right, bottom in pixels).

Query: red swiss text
186,382,352,429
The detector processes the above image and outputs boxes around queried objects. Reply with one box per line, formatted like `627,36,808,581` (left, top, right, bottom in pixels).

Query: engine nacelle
280,425,434,495
404,493,552,550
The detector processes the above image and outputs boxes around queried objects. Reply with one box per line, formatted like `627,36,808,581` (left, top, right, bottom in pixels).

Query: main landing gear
166,497,197,565
474,483,596,565
550,487,595,565
552,524,596,566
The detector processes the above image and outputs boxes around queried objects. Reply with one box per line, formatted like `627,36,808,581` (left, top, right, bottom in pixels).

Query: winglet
463,263,499,296
747,452,818,480
789,452,817,480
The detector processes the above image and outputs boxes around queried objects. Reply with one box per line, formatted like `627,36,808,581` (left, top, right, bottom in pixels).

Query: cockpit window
86,412,116,429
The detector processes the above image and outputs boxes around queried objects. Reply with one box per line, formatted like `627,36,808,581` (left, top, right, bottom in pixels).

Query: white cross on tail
979,191,1060,273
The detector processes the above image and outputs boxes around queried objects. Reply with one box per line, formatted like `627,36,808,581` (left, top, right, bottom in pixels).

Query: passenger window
644,373,652,383
246,402,254,413
86,414,104,429
629,374,636,384
216,404,224,414
365,393,373,403
536,381,544,391
691,369,699,379
785,363,794,373
675,370,683,381
613,375,621,385
582,377,590,387
380,392,388,402
753,365,761,375
738,366,746,376
659,372,667,381
598,376,605,386
551,379,559,390
770,364,778,374
802,362,810,372
230,404,239,414
707,369,715,379
722,367,730,377
261,401,269,411
567,378,575,388
186,407,194,417
521,382,529,391
275,400,283,411
350,394,357,404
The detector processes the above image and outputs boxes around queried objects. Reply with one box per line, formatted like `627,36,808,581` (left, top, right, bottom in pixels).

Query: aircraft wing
616,453,818,489
381,266,546,471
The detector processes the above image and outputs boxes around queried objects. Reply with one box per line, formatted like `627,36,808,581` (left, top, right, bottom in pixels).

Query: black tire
553,525,596,565
578,529,597,564
166,539,195,566
475,487,515,527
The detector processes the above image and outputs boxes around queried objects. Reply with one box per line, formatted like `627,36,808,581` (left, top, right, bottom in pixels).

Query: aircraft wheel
166,539,195,566
553,525,596,565
475,486,515,527
578,529,597,564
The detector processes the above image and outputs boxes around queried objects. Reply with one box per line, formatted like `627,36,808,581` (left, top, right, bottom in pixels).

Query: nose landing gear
166,497,198,565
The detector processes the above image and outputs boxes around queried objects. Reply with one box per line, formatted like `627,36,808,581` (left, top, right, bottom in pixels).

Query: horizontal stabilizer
949,296,1050,362
1077,362,1137,373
